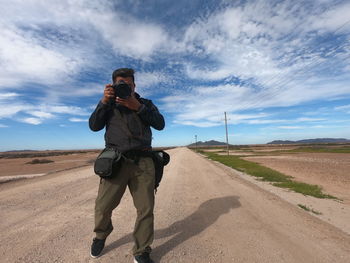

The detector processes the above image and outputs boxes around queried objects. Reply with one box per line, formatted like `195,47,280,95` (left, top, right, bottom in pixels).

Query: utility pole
195,135,198,151
224,112,229,155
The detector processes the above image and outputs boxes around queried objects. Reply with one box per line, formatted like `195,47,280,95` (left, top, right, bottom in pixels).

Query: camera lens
113,81,132,99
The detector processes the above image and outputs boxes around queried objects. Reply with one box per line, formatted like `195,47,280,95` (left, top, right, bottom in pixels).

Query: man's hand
116,93,142,111
101,84,115,104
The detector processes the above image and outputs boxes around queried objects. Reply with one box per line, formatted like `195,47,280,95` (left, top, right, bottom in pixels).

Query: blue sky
0,0,350,151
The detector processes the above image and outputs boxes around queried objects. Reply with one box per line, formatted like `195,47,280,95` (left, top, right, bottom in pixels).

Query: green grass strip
202,151,291,182
199,150,337,199
274,181,337,199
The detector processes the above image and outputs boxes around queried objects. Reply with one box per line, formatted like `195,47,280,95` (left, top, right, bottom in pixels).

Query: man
89,68,165,263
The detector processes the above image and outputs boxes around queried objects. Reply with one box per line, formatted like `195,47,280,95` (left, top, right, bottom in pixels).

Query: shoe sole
134,258,154,263
90,252,101,259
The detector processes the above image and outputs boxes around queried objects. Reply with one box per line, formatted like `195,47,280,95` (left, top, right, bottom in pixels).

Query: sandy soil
0,147,349,262
0,151,99,178
246,147,299,152
243,153,350,203
202,149,254,156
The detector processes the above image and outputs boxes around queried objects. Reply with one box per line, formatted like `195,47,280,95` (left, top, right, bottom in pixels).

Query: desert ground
0,147,349,262
243,153,350,203
202,145,350,203
0,150,99,182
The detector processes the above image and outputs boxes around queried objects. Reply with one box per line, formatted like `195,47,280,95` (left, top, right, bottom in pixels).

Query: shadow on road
104,195,241,261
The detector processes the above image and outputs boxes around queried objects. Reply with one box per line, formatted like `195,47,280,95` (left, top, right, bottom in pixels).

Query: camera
112,80,132,99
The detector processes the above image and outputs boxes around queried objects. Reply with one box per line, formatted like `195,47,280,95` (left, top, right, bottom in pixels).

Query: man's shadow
104,195,241,261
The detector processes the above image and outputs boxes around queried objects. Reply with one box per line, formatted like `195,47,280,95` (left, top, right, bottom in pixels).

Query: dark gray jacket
89,93,165,153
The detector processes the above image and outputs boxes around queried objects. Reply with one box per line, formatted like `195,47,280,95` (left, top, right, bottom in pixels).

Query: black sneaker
90,238,106,258
134,252,154,263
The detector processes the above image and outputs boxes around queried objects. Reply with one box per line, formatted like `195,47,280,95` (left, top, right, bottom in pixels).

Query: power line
234,24,350,113
228,18,350,113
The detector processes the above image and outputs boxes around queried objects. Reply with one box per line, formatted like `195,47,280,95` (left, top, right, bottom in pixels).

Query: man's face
115,76,135,92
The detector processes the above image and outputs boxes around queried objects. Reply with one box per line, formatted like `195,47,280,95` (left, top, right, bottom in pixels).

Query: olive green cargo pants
94,157,155,256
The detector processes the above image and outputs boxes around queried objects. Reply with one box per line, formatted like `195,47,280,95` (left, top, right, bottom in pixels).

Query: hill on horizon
267,138,350,144
188,140,229,147
187,138,350,147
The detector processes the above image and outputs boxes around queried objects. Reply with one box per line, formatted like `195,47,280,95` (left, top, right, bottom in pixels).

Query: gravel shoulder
0,147,349,262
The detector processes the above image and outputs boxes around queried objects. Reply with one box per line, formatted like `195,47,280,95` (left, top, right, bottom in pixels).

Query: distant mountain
268,138,350,144
188,140,228,147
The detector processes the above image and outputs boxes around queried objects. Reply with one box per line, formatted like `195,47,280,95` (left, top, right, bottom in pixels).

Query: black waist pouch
94,147,123,178
152,151,170,190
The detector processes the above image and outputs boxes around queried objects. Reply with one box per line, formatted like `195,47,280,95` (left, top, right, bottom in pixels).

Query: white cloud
295,117,325,122
0,124,8,128
89,13,169,60
0,104,33,119
246,119,286,125
0,100,90,126
181,2,292,82
69,117,88,122
43,105,90,116
27,111,55,119
310,125,327,129
172,1,350,126
45,83,103,98
0,0,349,131
0,25,81,87
173,120,219,128
166,0,350,128
161,77,348,127
0,0,171,94
0,93,20,99
277,126,303,129
308,2,350,33
0,2,87,89
20,117,42,125
161,83,256,118
10,109,56,125
134,71,170,95
335,104,350,111
136,72,169,87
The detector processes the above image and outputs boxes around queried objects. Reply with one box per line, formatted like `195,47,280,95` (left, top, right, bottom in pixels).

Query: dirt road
0,147,349,262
